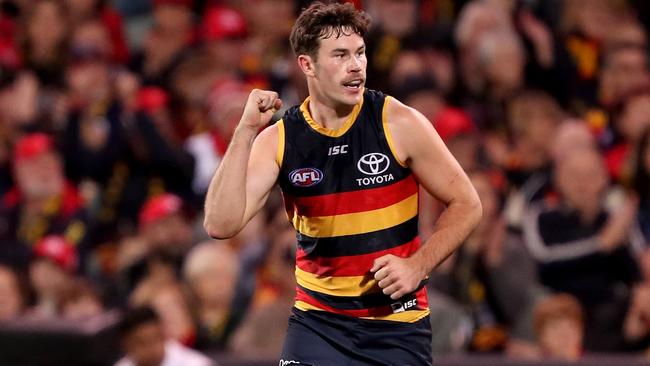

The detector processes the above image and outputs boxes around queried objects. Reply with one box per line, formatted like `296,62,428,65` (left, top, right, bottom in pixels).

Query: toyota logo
357,153,390,175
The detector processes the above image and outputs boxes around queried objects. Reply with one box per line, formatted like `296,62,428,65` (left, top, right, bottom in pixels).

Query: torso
277,89,429,322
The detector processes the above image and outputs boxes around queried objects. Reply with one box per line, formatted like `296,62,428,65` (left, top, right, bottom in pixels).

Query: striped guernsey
276,88,430,323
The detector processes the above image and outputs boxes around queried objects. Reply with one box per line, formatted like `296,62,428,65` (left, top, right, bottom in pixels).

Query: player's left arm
371,98,482,300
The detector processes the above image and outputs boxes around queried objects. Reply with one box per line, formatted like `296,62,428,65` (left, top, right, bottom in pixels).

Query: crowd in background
1,0,650,363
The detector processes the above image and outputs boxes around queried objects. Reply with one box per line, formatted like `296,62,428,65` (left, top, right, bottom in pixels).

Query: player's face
313,31,367,106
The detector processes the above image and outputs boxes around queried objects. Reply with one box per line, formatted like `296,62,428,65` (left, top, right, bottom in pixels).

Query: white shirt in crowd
114,340,216,366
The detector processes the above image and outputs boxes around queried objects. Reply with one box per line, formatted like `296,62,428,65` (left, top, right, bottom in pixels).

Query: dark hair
118,306,160,337
290,1,371,57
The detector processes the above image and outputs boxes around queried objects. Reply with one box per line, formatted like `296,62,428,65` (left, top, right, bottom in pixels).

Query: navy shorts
280,308,432,366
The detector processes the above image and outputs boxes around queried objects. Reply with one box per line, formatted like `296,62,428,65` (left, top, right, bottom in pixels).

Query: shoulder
382,95,440,163
384,96,433,133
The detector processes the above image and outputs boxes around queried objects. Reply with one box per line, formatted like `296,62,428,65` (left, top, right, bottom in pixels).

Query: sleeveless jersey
276,89,429,323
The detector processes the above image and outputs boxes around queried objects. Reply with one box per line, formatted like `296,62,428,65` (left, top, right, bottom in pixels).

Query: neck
306,88,357,130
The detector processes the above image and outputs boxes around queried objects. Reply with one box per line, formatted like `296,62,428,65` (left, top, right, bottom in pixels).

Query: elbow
467,193,483,228
203,218,238,240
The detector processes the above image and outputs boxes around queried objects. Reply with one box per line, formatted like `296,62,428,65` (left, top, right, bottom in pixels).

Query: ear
298,55,316,77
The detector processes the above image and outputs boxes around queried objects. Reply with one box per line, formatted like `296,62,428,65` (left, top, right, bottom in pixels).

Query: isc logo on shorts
279,360,311,366
390,298,417,313
289,168,324,187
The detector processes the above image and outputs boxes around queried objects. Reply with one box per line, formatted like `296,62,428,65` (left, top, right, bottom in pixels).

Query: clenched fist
371,254,425,300
240,89,282,130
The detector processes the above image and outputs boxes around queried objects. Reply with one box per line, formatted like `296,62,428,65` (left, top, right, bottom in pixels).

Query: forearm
410,199,482,277
204,125,258,238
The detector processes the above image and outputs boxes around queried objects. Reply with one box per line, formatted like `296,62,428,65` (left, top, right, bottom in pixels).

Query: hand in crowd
599,194,639,252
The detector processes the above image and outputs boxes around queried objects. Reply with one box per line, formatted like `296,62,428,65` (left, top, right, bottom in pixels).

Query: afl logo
289,168,324,187
357,153,390,175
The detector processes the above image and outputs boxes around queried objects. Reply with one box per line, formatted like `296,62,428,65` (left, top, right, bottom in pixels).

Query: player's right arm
203,89,282,239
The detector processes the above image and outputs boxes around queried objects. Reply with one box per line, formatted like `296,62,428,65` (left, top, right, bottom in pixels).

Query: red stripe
288,175,417,217
295,287,393,317
297,237,421,276
415,287,429,310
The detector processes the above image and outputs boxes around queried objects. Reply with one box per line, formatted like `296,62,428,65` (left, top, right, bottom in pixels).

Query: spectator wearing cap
0,133,89,271
128,0,194,88
201,6,247,80
138,193,194,255
28,235,78,318
115,306,214,366
116,194,194,305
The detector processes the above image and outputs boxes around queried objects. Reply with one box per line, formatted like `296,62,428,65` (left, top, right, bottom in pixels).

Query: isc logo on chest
289,168,324,187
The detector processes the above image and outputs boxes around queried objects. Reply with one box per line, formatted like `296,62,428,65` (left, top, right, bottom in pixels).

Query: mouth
342,78,364,91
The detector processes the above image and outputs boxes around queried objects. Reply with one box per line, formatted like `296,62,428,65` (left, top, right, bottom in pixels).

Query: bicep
242,125,280,223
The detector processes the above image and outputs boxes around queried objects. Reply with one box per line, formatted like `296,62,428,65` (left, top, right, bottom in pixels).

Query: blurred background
1,0,650,365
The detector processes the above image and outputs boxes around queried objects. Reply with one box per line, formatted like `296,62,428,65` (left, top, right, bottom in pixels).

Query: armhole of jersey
276,119,285,168
382,96,408,168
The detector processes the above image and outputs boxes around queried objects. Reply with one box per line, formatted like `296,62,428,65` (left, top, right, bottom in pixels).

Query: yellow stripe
300,93,364,137
294,301,430,323
293,193,418,237
296,267,378,296
295,300,323,312
382,96,407,168
276,119,285,167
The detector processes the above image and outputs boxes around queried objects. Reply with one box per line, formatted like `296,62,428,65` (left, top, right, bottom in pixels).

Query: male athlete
204,2,481,365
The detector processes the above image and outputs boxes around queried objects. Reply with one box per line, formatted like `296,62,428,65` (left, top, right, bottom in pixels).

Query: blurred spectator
533,293,584,361
430,169,539,353
550,119,598,161
201,6,248,81
522,147,641,351
65,0,129,63
63,41,195,239
237,0,295,80
20,0,70,86
138,193,195,256
28,235,77,318
454,0,514,99
623,247,650,350
365,0,420,91
558,0,632,112
229,221,296,358
633,127,650,242
116,306,214,366
184,240,248,350
131,277,196,347
0,264,28,320
0,133,88,270
129,0,194,87
499,90,562,231
61,278,103,319
606,87,650,182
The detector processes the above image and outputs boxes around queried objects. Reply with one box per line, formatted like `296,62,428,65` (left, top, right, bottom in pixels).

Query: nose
348,55,362,73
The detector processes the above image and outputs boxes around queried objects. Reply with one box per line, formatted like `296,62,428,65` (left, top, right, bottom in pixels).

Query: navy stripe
297,216,419,257
297,280,428,311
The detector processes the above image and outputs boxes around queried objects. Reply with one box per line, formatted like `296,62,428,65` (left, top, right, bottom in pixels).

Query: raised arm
203,89,282,239
372,98,482,299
